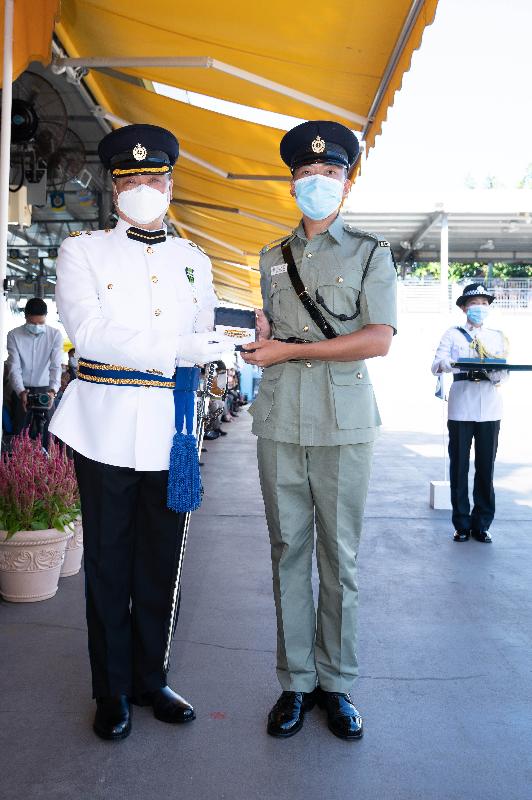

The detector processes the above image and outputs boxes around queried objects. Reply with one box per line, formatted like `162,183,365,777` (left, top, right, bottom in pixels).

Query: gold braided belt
77,359,175,389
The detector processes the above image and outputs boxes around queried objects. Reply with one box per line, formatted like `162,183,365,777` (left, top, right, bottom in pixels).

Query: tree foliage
409,262,532,280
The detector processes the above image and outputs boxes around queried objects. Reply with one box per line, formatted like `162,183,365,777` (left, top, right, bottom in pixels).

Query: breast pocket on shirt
269,274,294,323
248,364,284,421
315,272,362,321
329,362,381,429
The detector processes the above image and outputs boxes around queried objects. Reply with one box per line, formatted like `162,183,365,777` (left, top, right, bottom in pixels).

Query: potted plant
0,431,80,602
60,515,83,578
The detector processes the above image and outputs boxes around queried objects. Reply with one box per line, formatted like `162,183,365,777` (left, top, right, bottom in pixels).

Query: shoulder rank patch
259,235,290,256
185,266,195,285
69,230,83,237
379,240,390,247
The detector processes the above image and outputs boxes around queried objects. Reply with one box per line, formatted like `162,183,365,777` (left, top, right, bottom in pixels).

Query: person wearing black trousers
49,124,229,740
432,283,509,543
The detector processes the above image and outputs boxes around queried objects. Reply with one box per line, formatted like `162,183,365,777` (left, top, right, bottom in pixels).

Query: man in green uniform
242,120,397,740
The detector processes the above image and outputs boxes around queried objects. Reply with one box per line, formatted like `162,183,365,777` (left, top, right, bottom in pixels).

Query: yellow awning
54,0,439,306
0,0,59,85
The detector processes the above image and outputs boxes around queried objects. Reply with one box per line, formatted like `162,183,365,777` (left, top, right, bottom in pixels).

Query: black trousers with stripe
447,420,500,532
74,452,185,698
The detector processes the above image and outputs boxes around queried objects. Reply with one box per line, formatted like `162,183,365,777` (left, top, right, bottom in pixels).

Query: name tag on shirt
271,263,287,276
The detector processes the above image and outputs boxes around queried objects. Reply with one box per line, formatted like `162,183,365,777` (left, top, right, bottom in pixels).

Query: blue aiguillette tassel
167,367,202,513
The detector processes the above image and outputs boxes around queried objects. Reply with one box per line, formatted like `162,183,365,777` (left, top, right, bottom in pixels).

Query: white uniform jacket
431,323,509,422
49,219,217,470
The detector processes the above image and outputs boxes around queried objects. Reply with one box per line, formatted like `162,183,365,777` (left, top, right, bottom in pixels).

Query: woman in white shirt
432,283,509,543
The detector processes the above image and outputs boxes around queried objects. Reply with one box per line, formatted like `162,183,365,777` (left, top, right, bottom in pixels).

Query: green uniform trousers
257,437,374,693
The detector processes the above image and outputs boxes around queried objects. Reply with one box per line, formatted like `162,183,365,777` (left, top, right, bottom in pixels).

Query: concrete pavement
1,308,531,799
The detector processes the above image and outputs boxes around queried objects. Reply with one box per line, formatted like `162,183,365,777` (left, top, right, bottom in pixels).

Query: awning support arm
171,199,292,232
53,55,368,126
177,223,245,255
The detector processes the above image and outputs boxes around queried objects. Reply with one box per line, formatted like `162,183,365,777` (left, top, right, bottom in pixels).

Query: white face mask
116,184,170,225
294,174,345,220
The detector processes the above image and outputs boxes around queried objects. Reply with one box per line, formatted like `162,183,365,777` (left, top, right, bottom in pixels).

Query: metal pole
0,0,15,439
440,212,449,314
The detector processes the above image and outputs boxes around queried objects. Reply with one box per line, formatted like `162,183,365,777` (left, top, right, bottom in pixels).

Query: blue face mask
466,305,489,325
25,322,46,335
294,174,344,220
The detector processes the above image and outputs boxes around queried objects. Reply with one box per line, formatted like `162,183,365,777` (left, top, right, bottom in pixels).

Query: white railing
398,281,532,312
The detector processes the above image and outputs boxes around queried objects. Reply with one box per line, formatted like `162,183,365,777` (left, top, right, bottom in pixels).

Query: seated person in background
431,282,509,544
205,361,228,440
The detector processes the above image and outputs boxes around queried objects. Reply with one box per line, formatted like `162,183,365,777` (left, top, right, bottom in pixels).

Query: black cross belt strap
280,239,338,340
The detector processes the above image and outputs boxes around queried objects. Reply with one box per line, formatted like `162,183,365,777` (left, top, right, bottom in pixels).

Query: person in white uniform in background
432,282,509,544
50,124,230,741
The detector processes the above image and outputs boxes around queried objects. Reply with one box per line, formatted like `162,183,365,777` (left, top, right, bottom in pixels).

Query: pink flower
0,432,80,537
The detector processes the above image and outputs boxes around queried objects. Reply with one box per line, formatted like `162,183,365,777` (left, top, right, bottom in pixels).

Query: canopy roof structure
344,192,532,265
1,0,440,306
49,0,438,306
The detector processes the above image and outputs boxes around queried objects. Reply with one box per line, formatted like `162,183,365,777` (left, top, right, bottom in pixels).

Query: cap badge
132,143,147,161
311,135,326,154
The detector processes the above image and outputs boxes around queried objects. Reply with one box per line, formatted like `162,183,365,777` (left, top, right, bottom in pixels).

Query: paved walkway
1,399,531,800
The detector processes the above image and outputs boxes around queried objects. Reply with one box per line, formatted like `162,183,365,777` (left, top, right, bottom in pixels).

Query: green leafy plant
0,431,80,539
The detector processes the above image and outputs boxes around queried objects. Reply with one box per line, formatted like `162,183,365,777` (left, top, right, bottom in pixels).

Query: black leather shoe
471,529,492,543
315,688,363,740
267,690,316,738
204,430,220,440
133,685,195,724
453,529,470,542
93,695,131,741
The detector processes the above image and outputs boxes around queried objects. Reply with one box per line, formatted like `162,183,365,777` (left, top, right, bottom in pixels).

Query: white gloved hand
488,370,506,384
438,358,454,373
176,331,234,366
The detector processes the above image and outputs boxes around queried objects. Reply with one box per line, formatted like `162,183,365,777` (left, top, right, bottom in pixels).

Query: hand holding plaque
214,307,257,352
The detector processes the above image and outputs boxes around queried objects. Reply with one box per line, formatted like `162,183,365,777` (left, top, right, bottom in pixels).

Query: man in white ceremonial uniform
432,282,509,544
50,124,230,741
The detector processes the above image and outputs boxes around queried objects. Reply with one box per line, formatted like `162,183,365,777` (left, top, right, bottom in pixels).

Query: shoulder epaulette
69,230,83,237
186,240,208,256
343,223,381,243
259,234,292,256
344,224,392,248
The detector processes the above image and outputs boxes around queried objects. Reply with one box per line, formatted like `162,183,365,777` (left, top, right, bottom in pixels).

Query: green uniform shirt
249,215,398,446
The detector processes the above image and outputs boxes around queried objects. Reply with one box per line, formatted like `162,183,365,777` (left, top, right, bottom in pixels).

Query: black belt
454,371,490,382
274,337,311,345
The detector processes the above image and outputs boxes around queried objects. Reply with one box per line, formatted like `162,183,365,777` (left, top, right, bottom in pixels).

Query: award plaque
214,307,256,351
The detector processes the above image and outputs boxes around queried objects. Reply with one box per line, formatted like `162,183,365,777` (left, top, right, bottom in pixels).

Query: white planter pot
60,518,83,577
0,528,73,602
